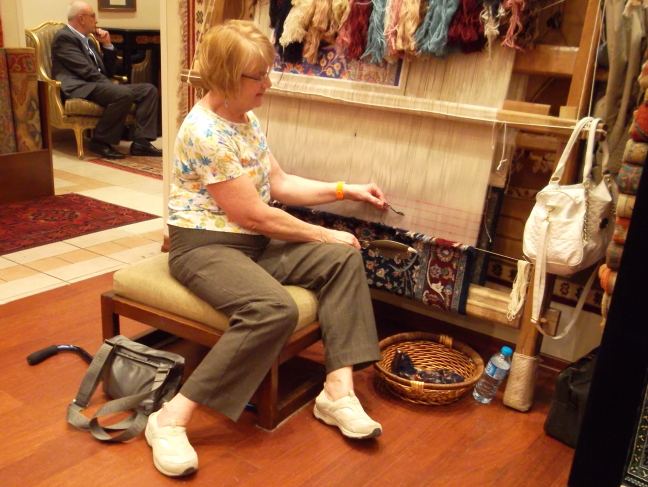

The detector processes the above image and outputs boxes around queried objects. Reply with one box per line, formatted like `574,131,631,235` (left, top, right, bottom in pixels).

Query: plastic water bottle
473,346,513,404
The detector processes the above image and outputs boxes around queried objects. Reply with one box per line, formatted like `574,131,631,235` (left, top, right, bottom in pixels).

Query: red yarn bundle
336,0,373,60
447,0,486,54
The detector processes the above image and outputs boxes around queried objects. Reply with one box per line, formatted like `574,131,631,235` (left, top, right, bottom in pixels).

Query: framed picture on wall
98,0,136,12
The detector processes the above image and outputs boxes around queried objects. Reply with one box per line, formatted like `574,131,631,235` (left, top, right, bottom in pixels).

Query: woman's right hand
320,227,361,250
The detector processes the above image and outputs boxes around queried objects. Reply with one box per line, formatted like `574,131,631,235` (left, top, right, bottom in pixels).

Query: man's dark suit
51,25,159,146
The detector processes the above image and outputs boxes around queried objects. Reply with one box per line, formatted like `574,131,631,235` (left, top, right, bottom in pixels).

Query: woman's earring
224,99,229,107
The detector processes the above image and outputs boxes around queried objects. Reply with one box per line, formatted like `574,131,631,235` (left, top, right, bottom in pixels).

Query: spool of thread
640,60,648,90
612,217,631,245
606,241,624,271
598,264,617,295
601,292,612,319
617,193,636,219
623,139,648,166
616,162,643,195
630,104,648,143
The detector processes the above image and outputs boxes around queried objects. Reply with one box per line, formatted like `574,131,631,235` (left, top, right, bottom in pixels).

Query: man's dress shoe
88,139,126,159
130,140,163,157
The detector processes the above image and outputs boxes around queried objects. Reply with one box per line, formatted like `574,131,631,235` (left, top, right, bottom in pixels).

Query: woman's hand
320,228,361,250
344,183,388,211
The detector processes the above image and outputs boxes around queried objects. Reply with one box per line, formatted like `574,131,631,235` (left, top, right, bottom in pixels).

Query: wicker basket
374,332,485,405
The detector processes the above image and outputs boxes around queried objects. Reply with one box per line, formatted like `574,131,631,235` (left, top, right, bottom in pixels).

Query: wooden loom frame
179,0,606,412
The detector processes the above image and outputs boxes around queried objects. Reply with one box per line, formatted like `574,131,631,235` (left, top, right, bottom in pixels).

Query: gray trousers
86,82,159,145
168,226,381,422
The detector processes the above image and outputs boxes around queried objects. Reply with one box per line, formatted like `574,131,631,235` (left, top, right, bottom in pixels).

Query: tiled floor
0,137,165,304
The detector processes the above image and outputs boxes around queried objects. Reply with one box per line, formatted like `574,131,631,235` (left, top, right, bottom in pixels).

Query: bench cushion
113,253,319,332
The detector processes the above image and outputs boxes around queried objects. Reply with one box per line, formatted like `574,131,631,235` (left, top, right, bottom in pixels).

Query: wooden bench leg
256,360,280,430
101,291,121,340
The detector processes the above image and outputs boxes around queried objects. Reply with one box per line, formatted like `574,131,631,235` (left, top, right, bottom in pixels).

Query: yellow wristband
336,181,345,200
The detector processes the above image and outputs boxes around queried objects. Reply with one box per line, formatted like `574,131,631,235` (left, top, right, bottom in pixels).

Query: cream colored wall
1,0,26,46
21,0,160,31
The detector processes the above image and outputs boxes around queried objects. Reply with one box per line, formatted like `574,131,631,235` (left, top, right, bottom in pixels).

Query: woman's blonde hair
199,20,275,99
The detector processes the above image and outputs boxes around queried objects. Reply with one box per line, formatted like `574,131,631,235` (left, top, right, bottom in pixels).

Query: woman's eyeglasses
242,68,272,83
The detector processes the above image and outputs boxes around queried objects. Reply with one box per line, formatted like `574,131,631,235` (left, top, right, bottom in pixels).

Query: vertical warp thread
336,0,374,60
361,0,389,65
414,0,461,58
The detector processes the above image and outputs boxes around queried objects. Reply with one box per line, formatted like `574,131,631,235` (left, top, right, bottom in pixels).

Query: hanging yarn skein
303,0,334,64
280,0,317,47
500,0,525,50
269,0,281,28
480,0,502,57
414,0,461,58
361,0,389,65
395,0,424,55
325,0,352,42
336,0,374,60
280,0,317,63
447,0,486,54
273,0,295,60
385,0,405,59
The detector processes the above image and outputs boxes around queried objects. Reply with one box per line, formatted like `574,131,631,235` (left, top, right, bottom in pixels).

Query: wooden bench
100,253,324,430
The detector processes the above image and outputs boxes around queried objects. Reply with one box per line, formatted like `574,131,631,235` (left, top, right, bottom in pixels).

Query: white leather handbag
523,117,614,338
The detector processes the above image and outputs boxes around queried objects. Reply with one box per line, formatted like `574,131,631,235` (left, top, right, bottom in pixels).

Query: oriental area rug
87,155,163,180
0,194,158,256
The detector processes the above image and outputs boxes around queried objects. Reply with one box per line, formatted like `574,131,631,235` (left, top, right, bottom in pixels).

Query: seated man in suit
51,1,162,159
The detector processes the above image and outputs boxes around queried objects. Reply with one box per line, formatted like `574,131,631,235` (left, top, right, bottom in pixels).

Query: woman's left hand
345,183,388,211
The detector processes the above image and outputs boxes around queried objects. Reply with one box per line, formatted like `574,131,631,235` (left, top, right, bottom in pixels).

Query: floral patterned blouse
167,104,271,234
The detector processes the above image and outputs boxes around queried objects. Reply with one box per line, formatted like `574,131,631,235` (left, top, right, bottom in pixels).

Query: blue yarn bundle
361,0,388,65
414,0,462,58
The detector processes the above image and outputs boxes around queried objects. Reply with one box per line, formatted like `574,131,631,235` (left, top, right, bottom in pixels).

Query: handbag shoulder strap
67,336,172,442
67,340,116,431
534,265,599,340
88,366,171,442
551,117,595,183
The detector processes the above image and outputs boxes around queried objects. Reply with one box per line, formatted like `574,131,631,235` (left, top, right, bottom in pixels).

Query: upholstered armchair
130,50,153,85
25,22,133,159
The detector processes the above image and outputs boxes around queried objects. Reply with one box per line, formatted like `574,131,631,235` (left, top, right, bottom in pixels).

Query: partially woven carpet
278,205,475,314
87,154,162,180
0,194,158,256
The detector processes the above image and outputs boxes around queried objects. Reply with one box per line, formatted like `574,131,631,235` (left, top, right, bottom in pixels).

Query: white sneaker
145,410,198,477
313,389,382,439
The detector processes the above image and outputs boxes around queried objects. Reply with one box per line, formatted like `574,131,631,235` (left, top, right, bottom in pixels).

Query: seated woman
146,20,388,477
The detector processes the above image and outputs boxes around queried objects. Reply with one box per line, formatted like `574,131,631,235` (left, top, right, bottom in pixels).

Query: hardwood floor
0,273,574,487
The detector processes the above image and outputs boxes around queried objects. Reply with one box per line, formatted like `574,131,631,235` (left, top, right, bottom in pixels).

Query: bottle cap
501,346,513,356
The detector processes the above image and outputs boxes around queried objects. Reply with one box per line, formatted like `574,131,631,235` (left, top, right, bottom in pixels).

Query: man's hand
94,28,111,46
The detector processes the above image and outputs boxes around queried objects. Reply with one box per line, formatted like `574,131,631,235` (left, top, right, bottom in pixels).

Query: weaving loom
179,0,605,411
